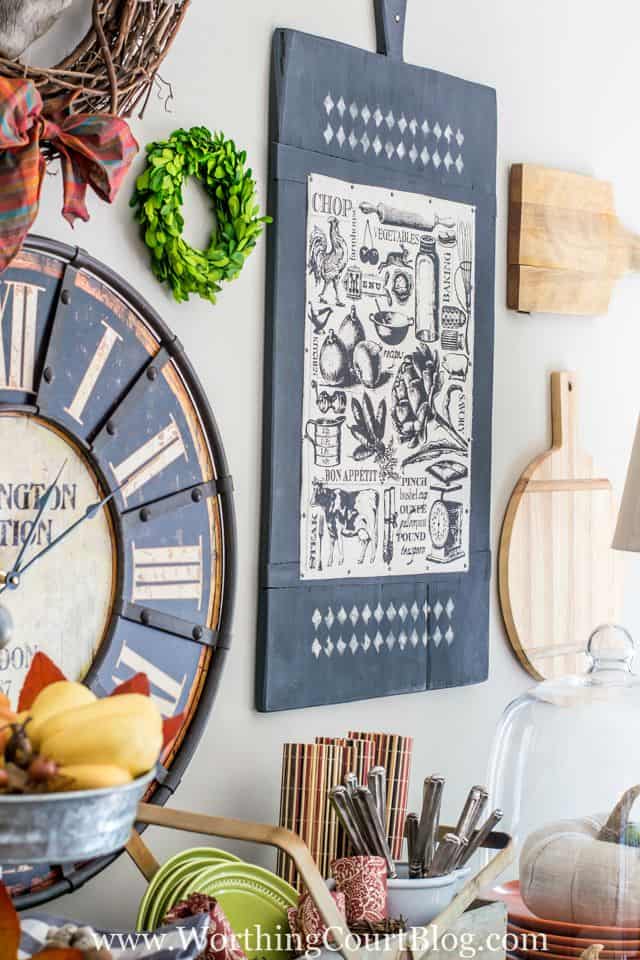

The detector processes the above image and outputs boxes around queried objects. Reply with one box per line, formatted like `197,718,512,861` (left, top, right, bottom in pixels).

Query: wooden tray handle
128,804,513,960
132,803,361,960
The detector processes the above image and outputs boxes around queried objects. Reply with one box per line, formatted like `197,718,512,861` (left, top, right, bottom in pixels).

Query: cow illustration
310,480,379,566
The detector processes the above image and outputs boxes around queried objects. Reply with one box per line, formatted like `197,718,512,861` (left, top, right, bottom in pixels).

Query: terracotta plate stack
491,882,640,960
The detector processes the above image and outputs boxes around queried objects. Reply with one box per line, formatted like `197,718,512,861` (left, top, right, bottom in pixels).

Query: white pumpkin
520,786,640,926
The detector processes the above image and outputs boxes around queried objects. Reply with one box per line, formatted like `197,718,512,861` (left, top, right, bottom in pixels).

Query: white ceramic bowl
387,863,458,927
328,863,458,929
454,865,472,893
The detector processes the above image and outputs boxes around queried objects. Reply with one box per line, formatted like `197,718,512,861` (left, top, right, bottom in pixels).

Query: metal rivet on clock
192,625,203,641
140,507,151,522
140,609,151,626
43,366,53,383
191,488,202,503
147,366,158,381
61,289,71,304
106,421,116,436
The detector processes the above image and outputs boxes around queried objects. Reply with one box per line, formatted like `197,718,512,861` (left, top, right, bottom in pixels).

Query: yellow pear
59,764,132,791
41,694,162,777
28,681,96,749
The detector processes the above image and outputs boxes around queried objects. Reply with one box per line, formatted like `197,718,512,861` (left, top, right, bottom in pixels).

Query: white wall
27,0,640,927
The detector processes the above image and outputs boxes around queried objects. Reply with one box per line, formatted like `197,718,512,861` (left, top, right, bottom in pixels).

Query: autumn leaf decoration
349,392,399,483
0,879,83,960
110,673,151,697
16,653,182,750
0,882,19,960
17,653,65,712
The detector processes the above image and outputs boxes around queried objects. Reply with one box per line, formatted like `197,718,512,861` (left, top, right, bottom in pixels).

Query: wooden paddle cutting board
499,371,624,680
508,164,640,315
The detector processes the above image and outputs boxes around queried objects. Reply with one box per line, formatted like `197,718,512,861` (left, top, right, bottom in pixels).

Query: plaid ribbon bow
0,77,139,271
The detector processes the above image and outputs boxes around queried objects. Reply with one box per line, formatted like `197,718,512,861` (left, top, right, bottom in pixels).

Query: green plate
187,864,297,960
154,862,298,960
145,852,243,932
139,847,239,930
137,847,240,930
147,861,214,931
197,862,299,906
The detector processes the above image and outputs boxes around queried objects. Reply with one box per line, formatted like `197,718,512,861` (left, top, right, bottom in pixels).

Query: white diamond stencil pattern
321,93,464,173
310,596,456,658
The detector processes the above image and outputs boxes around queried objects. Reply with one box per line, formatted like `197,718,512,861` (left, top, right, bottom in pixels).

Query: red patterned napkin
164,893,247,960
288,890,346,951
331,856,388,924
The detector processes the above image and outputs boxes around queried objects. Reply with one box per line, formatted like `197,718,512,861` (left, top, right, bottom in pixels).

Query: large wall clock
0,236,236,908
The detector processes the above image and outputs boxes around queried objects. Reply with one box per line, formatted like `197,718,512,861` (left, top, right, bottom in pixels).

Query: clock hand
0,460,67,594
15,483,122,581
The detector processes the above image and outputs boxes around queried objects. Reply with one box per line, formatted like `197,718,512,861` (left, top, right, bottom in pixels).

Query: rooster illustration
308,216,348,306
308,302,334,333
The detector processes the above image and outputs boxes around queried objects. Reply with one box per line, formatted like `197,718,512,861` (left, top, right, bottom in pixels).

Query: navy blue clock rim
5,234,237,910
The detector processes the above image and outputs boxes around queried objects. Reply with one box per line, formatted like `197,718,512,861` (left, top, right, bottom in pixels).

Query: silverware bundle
329,766,397,877
405,777,503,878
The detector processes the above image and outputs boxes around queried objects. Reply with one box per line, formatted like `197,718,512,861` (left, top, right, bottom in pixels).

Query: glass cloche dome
487,624,640,928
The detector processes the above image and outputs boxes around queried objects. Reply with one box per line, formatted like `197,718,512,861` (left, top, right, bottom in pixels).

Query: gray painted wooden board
257,1,497,711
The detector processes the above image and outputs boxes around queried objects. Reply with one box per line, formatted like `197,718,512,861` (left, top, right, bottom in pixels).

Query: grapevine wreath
0,0,190,118
0,0,192,271
131,126,271,303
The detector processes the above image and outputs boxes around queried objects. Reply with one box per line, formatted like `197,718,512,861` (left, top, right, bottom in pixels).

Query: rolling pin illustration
359,201,454,232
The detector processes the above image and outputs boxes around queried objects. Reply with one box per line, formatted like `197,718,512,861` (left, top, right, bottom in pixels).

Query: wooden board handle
373,0,407,60
550,370,577,453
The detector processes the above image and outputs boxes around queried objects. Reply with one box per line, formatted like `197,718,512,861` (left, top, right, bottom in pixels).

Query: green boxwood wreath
131,126,271,304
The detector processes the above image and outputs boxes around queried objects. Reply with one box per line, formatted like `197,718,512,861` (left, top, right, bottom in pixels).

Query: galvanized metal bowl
0,767,155,864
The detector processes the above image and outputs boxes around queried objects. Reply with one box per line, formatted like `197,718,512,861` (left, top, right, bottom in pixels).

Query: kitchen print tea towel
258,0,497,710
302,176,475,579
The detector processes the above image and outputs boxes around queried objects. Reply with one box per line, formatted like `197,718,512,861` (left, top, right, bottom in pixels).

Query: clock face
429,500,450,549
0,414,115,695
0,238,235,907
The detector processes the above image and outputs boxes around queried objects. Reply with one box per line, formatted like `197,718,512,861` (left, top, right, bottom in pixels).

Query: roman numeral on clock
0,281,45,391
65,321,122,425
113,643,187,717
132,538,203,610
109,415,188,501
